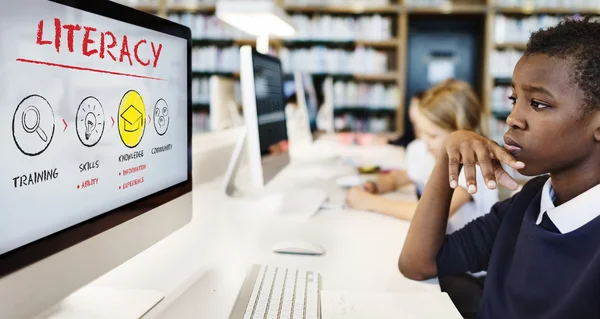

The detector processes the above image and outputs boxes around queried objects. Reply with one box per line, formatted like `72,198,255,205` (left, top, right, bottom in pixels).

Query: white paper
320,291,462,319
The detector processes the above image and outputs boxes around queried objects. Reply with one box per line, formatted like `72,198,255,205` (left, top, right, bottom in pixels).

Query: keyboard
229,265,321,319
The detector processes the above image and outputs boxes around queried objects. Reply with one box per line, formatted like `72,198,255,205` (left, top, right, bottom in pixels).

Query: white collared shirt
536,178,600,234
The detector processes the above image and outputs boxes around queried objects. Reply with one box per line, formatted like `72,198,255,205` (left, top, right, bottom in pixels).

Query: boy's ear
594,112,600,142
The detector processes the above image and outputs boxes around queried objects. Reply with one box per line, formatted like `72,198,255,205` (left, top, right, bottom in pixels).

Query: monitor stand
34,286,163,319
223,128,248,197
223,129,328,220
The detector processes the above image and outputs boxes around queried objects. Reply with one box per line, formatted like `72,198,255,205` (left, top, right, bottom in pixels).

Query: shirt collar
536,178,600,234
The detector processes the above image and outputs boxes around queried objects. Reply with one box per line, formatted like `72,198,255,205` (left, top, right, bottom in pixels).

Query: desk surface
94,138,440,318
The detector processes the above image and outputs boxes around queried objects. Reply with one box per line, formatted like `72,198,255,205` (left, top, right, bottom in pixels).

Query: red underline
16,58,166,81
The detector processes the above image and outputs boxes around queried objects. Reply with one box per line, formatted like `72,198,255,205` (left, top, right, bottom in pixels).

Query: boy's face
506,54,596,176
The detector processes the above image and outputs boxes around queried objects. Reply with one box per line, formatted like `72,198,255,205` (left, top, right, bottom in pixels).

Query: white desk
93,138,440,318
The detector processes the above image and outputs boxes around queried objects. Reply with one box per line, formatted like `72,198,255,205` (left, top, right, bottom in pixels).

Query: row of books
490,49,522,78
279,47,389,74
333,81,399,109
283,0,391,5
192,112,211,133
489,117,509,147
169,0,215,4
168,12,394,42
495,15,600,44
496,0,600,8
168,14,252,40
491,86,514,114
192,46,240,72
289,14,393,41
192,77,211,104
113,0,158,6
404,0,454,6
334,114,393,133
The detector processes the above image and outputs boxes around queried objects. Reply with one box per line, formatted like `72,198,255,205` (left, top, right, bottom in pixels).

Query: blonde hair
418,79,489,137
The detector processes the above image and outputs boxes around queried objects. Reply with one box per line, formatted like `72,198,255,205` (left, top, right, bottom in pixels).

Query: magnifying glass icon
22,105,48,142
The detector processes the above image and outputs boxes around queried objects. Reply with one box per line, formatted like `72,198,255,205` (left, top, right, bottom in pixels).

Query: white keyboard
229,265,321,319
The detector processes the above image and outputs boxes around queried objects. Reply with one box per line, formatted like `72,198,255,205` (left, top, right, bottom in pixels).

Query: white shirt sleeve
405,140,435,194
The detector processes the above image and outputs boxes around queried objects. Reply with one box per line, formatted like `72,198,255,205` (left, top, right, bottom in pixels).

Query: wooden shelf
283,4,400,14
407,4,488,14
355,39,398,48
190,70,397,82
495,42,527,50
135,4,160,12
496,7,600,15
167,4,216,13
353,73,398,81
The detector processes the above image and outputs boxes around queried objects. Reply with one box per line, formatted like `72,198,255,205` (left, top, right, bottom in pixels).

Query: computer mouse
272,240,325,256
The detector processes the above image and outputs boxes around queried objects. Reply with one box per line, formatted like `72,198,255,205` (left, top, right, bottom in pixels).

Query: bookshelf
405,3,488,14
496,7,600,15
126,0,600,134
487,0,600,144
283,4,401,14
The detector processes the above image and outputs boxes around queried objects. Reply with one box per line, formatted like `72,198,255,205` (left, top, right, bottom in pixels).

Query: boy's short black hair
525,18,600,115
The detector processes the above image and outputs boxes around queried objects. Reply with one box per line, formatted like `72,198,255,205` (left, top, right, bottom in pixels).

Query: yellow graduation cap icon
118,90,146,148
121,105,142,132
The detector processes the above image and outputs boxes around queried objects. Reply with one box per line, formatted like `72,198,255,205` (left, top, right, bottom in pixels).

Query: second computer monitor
240,46,289,188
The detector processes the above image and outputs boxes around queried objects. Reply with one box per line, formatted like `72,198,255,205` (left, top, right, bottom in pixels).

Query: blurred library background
113,0,600,145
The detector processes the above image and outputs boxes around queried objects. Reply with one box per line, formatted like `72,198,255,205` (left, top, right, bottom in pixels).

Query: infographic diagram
118,90,146,148
153,99,169,136
76,96,105,147
12,94,56,156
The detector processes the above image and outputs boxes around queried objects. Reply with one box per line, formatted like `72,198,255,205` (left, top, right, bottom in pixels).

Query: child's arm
346,186,472,221
398,130,524,280
366,170,411,194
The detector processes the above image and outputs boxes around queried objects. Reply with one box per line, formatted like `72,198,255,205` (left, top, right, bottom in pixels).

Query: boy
399,19,600,318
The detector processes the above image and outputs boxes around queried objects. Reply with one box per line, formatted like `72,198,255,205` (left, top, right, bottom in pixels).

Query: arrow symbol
148,115,151,123
62,119,68,132
111,116,115,128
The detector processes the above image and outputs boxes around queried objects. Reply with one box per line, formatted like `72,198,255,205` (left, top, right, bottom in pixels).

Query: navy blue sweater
437,176,600,319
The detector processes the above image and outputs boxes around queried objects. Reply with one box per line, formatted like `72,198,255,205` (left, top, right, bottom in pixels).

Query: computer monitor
209,75,243,131
285,72,319,138
296,72,318,131
239,46,289,188
317,76,335,134
0,0,192,318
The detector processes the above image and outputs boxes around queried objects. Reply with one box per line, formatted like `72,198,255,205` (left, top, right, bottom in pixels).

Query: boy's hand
443,130,525,193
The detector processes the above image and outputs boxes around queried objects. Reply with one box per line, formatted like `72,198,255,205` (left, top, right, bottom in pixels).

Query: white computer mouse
272,240,325,256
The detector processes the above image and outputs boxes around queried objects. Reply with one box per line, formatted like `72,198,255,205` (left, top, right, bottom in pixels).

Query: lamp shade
216,1,296,38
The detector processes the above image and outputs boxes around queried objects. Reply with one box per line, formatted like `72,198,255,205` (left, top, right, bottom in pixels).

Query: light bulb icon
84,112,97,140
76,97,105,147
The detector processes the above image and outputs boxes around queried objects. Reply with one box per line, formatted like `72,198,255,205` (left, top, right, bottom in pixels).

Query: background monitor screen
252,52,288,157
0,0,191,272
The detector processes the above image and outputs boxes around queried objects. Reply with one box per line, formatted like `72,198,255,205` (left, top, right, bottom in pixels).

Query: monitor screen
0,0,190,264
252,51,288,157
